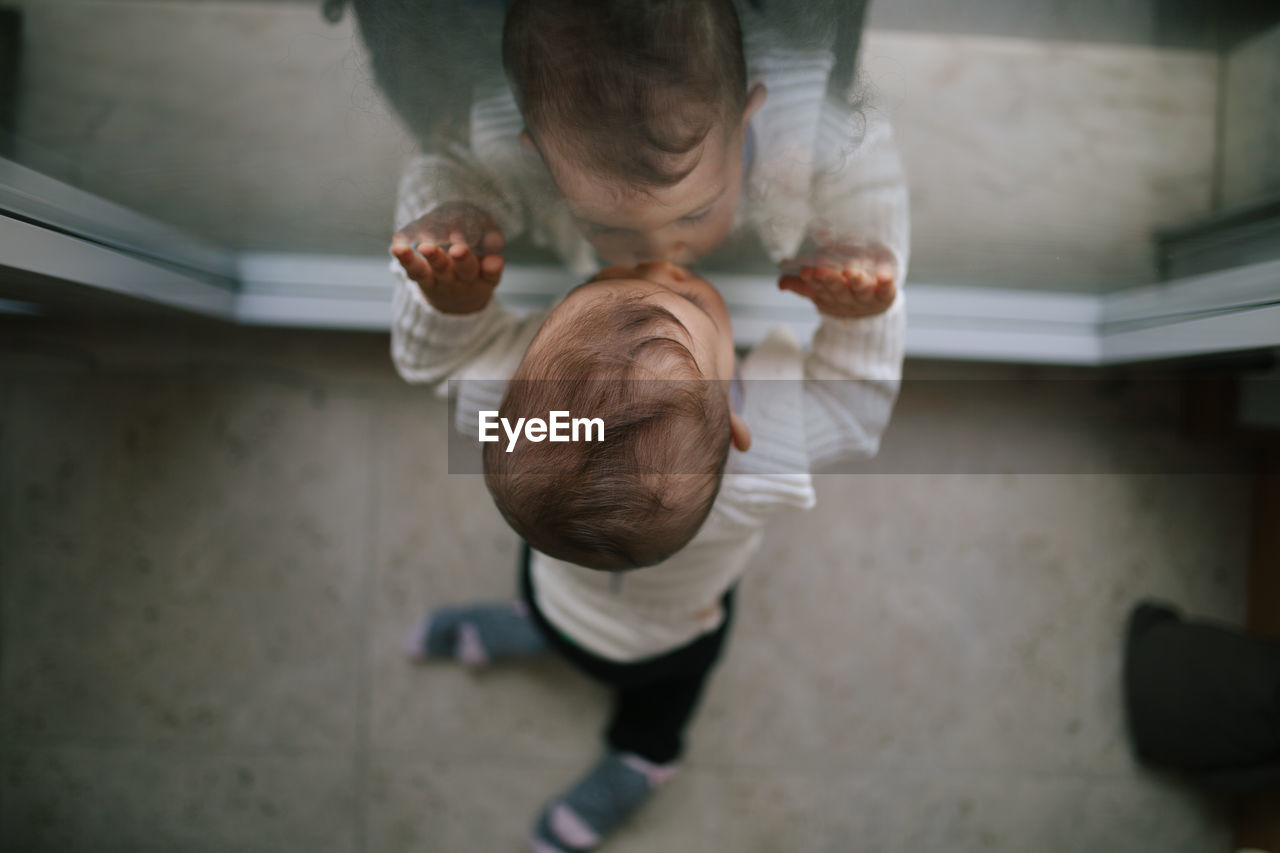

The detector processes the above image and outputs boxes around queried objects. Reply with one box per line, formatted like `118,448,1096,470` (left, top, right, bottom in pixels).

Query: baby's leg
529,671,710,850
404,600,547,666
529,749,678,853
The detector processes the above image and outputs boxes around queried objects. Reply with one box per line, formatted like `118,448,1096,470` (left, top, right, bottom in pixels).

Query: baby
387,0,908,320
385,1,908,848
394,255,903,851
484,262,749,571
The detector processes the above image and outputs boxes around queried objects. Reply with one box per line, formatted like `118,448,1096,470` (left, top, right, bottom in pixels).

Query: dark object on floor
0,6,20,157
1123,599,1280,795
1155,194,1280,280
1238,471,1280,850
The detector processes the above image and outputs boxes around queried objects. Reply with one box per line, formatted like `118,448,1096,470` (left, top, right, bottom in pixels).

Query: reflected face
527,85,766,266
541,261,736,383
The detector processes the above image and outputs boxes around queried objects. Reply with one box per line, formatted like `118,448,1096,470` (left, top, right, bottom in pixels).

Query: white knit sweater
390,26,911,279
388,24,908,661
391,279,904,661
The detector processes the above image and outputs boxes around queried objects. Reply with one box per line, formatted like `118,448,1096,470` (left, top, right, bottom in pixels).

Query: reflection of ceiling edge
0,157,238,284
232,253,1280,366
6,210,1277,365
5,212,1277,364
0,297,41,315
5,146,1279,365
1,215,236,319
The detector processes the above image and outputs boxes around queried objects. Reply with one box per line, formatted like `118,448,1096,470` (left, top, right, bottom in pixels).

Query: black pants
519,543,734,765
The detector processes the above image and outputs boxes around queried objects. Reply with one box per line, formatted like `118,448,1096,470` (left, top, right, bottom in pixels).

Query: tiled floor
0,315,1250,851
865,0,1225,49
8,1,1218,291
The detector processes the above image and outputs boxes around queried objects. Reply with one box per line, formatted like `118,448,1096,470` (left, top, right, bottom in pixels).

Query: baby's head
503,0,767,266
484,262,751,570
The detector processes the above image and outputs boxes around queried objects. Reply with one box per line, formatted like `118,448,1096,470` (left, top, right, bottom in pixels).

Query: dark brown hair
502,0,748,188
484,295,732,570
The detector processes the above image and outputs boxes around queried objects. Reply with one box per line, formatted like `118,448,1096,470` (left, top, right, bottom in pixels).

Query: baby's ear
730,412,752,452
742,83,767,126
519,129,537,151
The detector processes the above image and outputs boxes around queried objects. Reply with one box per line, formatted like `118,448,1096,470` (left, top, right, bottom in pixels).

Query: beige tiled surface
3,747,360,853
4,380,370,749
11,0,413,254
1221,23,1280,208
861,32,1217,290
10,3,1218,289
0,317,1248,851
367,393,609,766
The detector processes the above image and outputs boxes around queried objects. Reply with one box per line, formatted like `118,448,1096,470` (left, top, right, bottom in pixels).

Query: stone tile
366,392,609,764
885,771,1084,853
866,0,1224,50
889,769,1223,853
640,766,1220,852
13,1,412,253
862,32,1217,290
606,769,873,853
365,757,826,853
0,379,10,697
366,755,561,853
12,2,1220,293
2,378,369,749
366,757,1228,853
690,470,1248,776
1071,475,1251,774
1,745,358,853
691,475,1097,773
1221,23,1280,208
1079,771,1233,853
732,769,1086,853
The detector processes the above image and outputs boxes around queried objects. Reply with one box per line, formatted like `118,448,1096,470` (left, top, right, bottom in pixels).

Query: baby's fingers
875,261,896,286
873,276,898,305
420,243,455,281
480,230,505,255
480,252,505,285
809,266,847,302
449,243,479,280
845,277,881,308
391,242,435,287
844,262,882,302
778,274,817,299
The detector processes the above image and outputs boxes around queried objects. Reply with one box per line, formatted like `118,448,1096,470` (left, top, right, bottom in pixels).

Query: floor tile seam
0,381,12,836
0,737,1168,786
676,755,1138,774
352,402,377,853
0,368,403,394
360,748,632,771
0,736,355,761
0,736,1149,782
354,747,1144,783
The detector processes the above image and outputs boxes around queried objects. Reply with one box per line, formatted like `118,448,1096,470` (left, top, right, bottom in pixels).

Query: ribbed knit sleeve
393,148,526,241
388,270,545,389
740,29,834,261
811,104,912,281
394,87,601,277
802,294,906,470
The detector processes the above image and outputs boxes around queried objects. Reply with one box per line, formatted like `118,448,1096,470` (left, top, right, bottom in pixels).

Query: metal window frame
3,156,1278,365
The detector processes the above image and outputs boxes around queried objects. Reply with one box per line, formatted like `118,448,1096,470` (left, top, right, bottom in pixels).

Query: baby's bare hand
778,240,897,319
390,202,506,315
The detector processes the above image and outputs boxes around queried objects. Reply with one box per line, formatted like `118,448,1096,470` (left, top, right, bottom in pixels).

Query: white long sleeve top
387,21,908,661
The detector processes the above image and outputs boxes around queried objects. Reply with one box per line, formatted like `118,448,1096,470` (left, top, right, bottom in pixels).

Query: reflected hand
778,238,897,318
390,202,506,315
